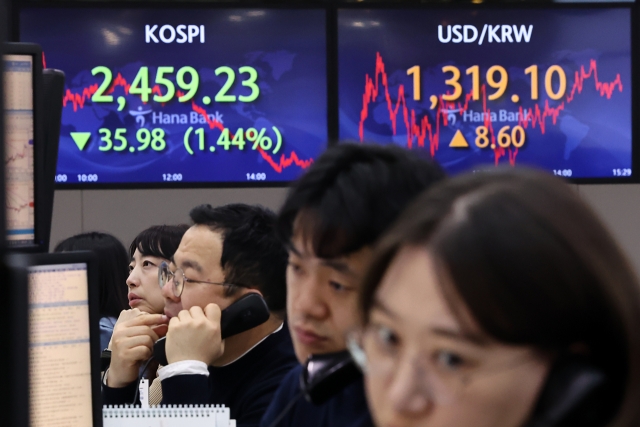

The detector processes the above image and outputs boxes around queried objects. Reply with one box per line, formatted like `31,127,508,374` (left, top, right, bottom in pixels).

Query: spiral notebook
103,405,236,427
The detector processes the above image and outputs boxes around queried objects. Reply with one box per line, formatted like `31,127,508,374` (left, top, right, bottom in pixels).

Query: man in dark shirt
260,144,445,427
103,204,297,427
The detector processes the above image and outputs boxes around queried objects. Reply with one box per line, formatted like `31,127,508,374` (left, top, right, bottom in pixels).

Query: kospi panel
21,7,327,186
338,7,633,180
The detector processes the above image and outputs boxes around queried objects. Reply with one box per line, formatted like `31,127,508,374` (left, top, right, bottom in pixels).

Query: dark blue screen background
21,8,328,185
338,8,632,179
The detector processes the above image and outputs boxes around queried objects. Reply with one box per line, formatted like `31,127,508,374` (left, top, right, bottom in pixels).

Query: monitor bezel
3,42,48,248
20,250,102,427
16,2,334,190
2,254,30,427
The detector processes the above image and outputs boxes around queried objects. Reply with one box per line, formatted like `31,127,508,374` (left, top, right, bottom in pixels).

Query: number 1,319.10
407,64,567,102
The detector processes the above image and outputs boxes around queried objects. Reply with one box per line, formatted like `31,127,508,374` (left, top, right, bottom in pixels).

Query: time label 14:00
407,64,567,103
91,65,260,107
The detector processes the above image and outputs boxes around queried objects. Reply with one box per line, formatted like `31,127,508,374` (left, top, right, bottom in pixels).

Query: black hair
277,143,445,258
129,224,189,260
54,232,129,318
361,169,640,427
189,203,288,313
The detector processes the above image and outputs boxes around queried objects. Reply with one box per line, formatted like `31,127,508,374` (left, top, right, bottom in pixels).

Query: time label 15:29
407,64,567,102
91,65,260,105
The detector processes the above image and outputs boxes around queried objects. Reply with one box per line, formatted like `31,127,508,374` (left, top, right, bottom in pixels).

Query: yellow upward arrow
449,130,469,148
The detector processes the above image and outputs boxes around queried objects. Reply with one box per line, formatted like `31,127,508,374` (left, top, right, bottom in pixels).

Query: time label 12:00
90,65,260,109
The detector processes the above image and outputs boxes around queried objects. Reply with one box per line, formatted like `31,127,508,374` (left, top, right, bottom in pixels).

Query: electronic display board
338,7,632,180
20,7,327,186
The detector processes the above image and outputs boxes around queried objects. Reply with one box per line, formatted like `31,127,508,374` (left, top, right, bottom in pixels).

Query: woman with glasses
351,169,640,427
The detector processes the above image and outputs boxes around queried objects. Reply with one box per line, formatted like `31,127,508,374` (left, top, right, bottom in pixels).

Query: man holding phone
103,204,297,427
260,144,445,427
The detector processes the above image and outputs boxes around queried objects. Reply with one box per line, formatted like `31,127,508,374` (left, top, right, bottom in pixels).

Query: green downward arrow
70,132,91,151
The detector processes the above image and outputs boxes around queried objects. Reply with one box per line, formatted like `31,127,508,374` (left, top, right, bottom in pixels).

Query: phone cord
266,390,305,427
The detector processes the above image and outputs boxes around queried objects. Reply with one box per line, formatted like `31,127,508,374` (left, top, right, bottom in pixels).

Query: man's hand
107,311,168,388
165,304,225,365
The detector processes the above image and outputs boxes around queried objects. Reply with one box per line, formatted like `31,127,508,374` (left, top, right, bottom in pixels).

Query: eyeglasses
158,261,235,297
347,324,541,405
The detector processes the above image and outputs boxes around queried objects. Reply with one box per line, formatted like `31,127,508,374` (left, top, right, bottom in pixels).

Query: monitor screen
338,7,632,180
20,7,327,187
3,53,35,243
28,262,93,427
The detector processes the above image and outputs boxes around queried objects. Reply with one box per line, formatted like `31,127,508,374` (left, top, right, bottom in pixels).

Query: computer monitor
26,251,102,427
0,33,6,249
3,42,46,249
1,31,25,427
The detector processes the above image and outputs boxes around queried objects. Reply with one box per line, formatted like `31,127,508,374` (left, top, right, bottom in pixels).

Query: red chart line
6,144,31,164
63,73,165,111
190,103,314,172
6,202,34,213
6,190,34,212
359,52,623,165
62,73,313,174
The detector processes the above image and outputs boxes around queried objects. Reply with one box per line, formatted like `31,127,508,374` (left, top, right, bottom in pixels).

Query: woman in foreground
352,169,640,427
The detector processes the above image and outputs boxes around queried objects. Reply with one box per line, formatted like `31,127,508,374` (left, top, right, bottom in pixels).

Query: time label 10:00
55,174,98,183
407,64,567,103
91,65,259,105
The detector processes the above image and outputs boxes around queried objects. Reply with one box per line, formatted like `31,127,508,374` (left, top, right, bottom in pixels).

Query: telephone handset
299,350,362,405
525,356,613,427
152,293,270,366
262,352,362,427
